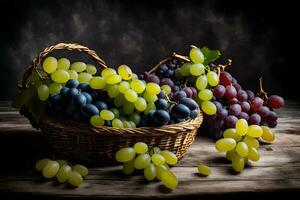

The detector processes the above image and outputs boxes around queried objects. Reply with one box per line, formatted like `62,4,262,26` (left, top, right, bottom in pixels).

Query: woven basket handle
22,43,108,88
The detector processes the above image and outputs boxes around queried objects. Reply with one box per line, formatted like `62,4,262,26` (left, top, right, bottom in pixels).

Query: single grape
72,93,87,106
86,64,97,75
266,111,278,122
219,71,232,86
160,150,177,165
114,94,126,107
107,85,120,98
81,104,99,118
155,99,169,110
198,89,213,101
161,170,178,190
112,118,124,128
251,97,263,111
235,119,248,136
179,63,192,76
106,74,122,84
124,89,138,102
206,71,219,87
143,91,158,103
217,108,228,120
51,69,70,83
42,160,60,178
225,85,237,100
90,115,105,127
257,106,270,118
67,70,78,80
57,164,72,183
261,126,275,142
48,83,63,95
196,75,208,90
146,82,161,95
100,110,115,120
160,78,174,87
172,91,187,101
225,115,238,128
134,142,148,154
171,104,190,120
134,97,147,111
89,76,106,89
144,163,156,181
226,150,237,161
248,113,261,125
156,164,169,180
35,158,50,171
182,87,193,98
102,68,116,78
82,92,92,104
215,138,236,152
237,90,248,102
119,81,130,93
73,164,88,176
246,90,255,101
247,125,263,137
71,62,86,72
190,47,204,63
123,121,132,128
232,154,245,172
115,147,136,162
43,57,57,73
118,65,133,80
161,85,172,95
238,112,249,121
236,142,249,157
153,110,170,125
151,154,165,166
37,84,49,101
146,74,160,84
267,95,284,109
240,101,251,112
243,136,259,148
214,85,226,98
130,79,145,93
57,58,70,70
190,63,205,76
67,171,83,187
228,104,242,116
248,147,260,161
134,153,151,169
77,83,90,92
201,101,217,115
66,79,79,88
78,72,93,83
197,164,211,176
93,101,108,111
223,128,242,143
123,102,135,115
129,113,141,125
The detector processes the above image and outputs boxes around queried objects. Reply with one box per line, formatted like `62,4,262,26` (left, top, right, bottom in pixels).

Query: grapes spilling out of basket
115,142,178,190
35,158,88,187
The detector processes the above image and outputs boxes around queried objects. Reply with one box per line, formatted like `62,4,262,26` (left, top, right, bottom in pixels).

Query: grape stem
189,44,198,49
258,77,268,100
218,59,232,71
165,94,177,105
172,53,190,62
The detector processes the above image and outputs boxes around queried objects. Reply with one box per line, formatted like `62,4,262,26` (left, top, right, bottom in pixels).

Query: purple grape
172,85,180,92
246,90,255,101
172,91,187,101
160,78,174,87
238,112,249,120
232,77,238,84
237,90,248,102
257,106,270,118
213,101,223,111
213,119,224,130
157,91,166,98
182,87,193,98
190,87,198,99
146,74,160,84
228,104,242,116
217,108,228,120
248,113,261,125
179,97,199,110
225,115,238,128
225,85,237,100
166,69,174,77
251,97,264,111
229,98,239,105
267,120,277,128
240,101,251,112
214,85,226,98
266,111,278,122
233,83,242,91
159,64,168,73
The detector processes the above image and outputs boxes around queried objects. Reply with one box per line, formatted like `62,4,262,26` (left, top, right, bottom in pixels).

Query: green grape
134,153,151,169
129,121,136,128
261,126,275,142
145,83,161,95
67,70,78,80
119,116,126,121
37,84,49,101
201,101,217,115
35,158,50,171
101,68,116,78
206,71,219,87
190,63,205,76
232,154,245,172
144,103,156,115
106,74,122,84
180,63,192,76
118,65,133,80
56,164,72,183
161,85,171,95
73,164,88,176
196,75,208,90
123,158,135,175
78,72,92,83
57,58,70,70
57,159,67,167
134,142,148,154
226,150,237,161
236,119,248,136
150,147,161,155
198,89,213,101
243,136,259,148
161,170,178,190
197,164,211,176
236,142,249,157
42,160,60,178
215,138,236,152
71,62,86,72
112,118,124,128
49,83,63,95
129,113,141,125
156,164,169,180
67,171,83,187
189,47,204,64
107,85,120,98
115,147,136,162
124,89,138,102
122,102,135,115
118,81,130,94
43,57,57,73
248,147,260,161
123,121,132,128
86,64,97,75
51,69,70,83
114,94,126,107
143,91,158,103
89,76,106,89
151,154,165,166
160,150,177,165
223,128,242,142
100,110,115,120
130,79,145,93
134,97,147,111
132,73,139,79
90,115,105,127
144,163,156,181
110,108,120,118
247,125,263,138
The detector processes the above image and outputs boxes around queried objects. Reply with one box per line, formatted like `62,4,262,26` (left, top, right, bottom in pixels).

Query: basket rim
40,111,203,136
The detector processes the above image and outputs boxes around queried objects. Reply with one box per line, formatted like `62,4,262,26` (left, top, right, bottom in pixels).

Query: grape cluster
115,142,178,190
35,158,88,187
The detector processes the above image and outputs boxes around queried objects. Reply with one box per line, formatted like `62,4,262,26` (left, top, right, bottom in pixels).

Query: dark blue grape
104,120,112,127
78,83,90,92
155,99,169,110
49,94,63,104
72,94,87,106
172,91,187,101
172,85,180,93
139,116,148,127
66,79,79,88
82,92,92,104
179,97,199,110
190,110,198,119
153,110,170,125
81,104,99,118
89,90,98,99
217,108,228,120
166,69,174,77
93,101,108,111
159,64,168,73
171,104,190,120
157,91,166,98
60,86,69,98
66,88,79,101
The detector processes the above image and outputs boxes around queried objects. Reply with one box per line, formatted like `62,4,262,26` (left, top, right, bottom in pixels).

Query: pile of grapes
35,158,88,187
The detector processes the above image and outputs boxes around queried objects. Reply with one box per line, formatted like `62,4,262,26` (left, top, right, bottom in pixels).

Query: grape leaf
201,47,221,65
11,87,36,109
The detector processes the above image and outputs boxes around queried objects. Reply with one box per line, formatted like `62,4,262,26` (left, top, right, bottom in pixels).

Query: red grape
182,87,193,98
225,85,237,100
251,97,263,111
257,106,270,118
267,95,284,109
266,111,278,122
190,87,198,99
220,71,232,86
214,85,226,98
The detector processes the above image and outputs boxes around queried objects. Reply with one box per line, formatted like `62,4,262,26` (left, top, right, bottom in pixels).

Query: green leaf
11,87,36,109
201,47,221,65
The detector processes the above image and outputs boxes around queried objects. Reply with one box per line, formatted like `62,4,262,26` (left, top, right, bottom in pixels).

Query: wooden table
0,101,299,198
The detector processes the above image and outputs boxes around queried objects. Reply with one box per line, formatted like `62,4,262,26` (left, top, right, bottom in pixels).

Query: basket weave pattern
23,43,203,164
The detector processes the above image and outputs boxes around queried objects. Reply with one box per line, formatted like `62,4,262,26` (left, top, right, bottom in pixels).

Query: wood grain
0,101,299,198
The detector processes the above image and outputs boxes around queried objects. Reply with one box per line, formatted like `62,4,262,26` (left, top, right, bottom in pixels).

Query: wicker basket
22,43,203,164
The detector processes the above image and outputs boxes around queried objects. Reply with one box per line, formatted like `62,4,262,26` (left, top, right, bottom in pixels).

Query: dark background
0,0,298,101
